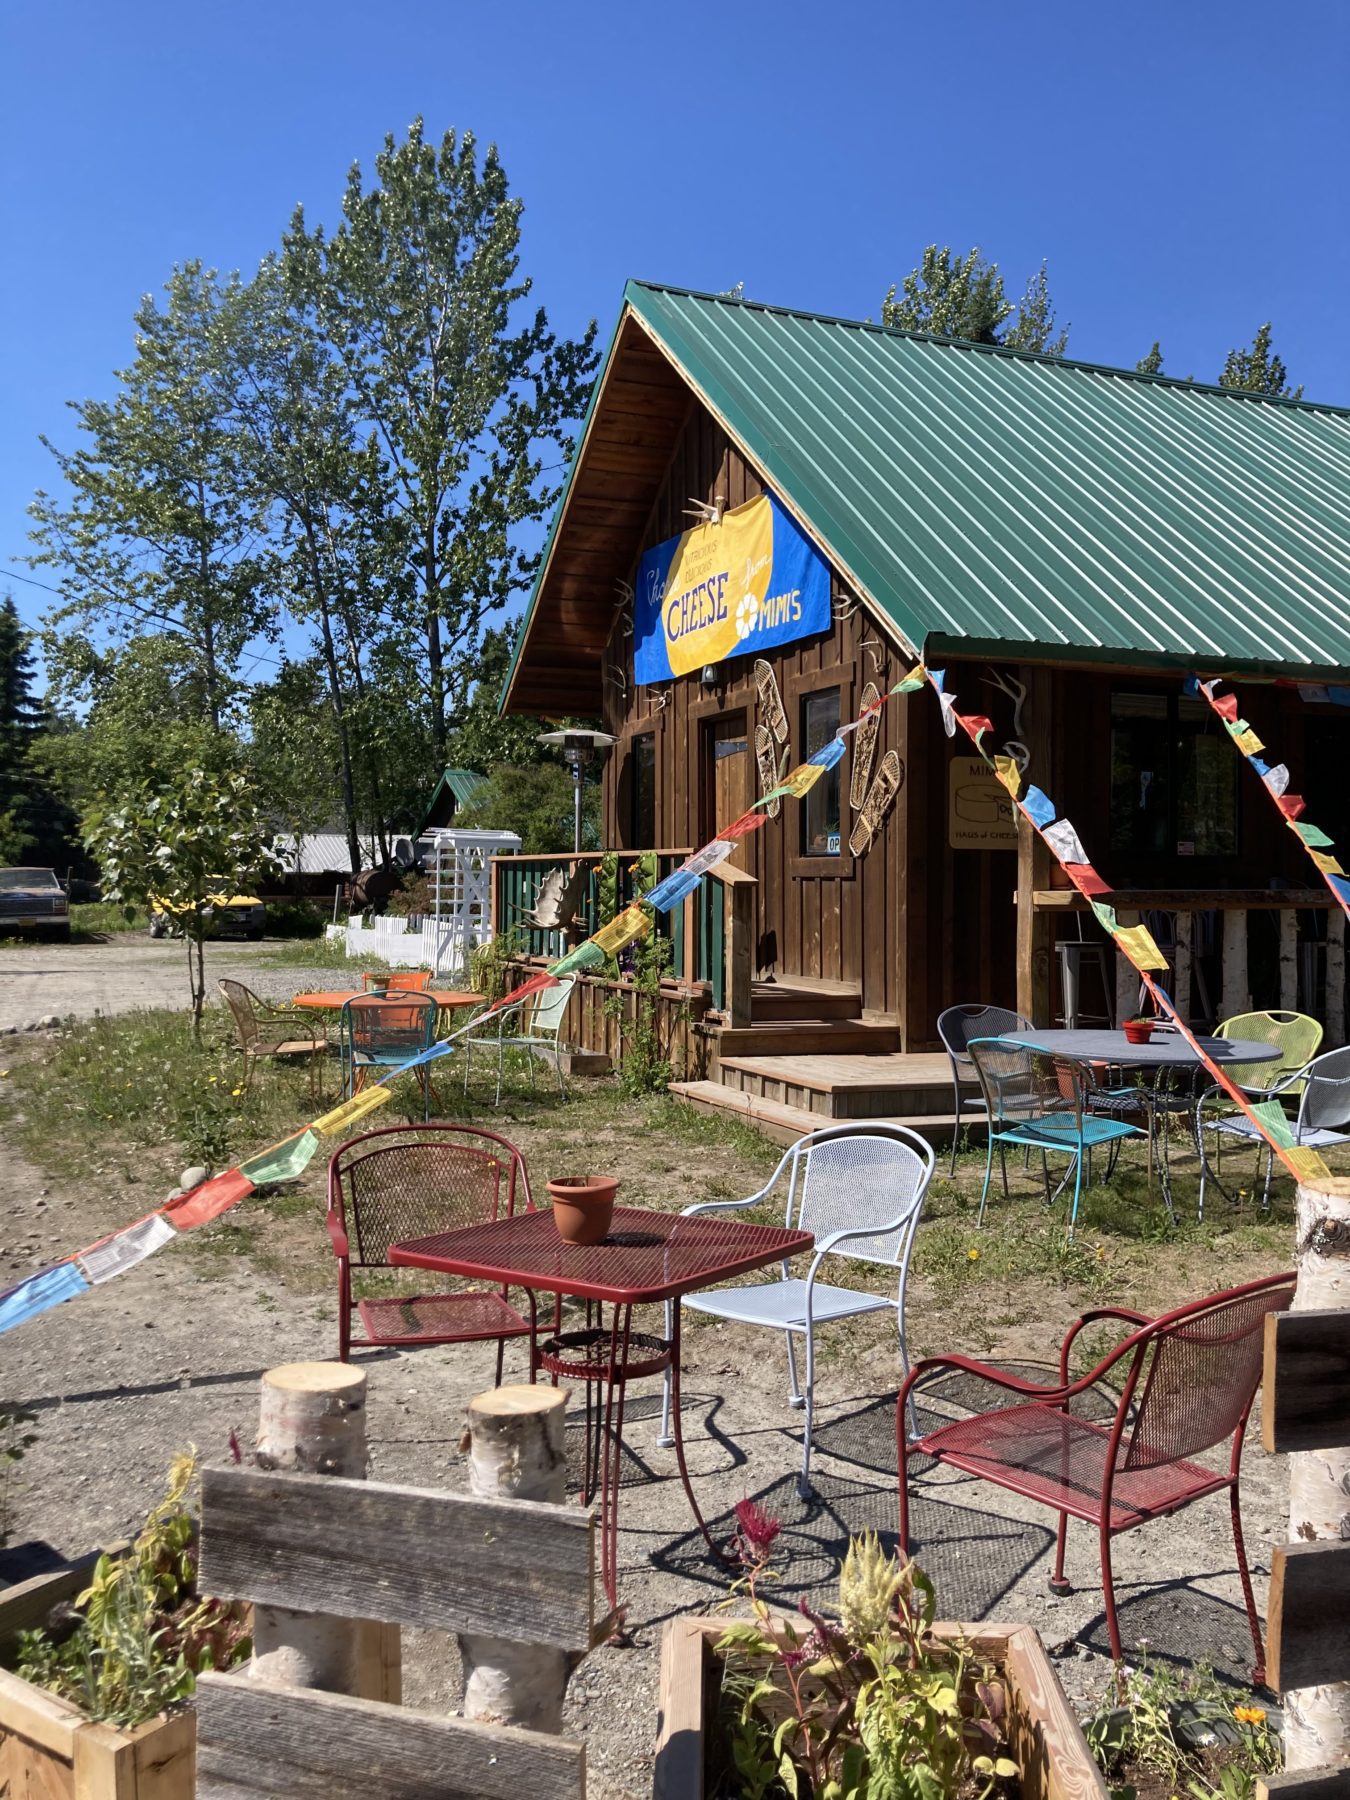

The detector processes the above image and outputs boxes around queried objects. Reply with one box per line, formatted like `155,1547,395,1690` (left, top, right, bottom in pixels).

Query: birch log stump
248,1361,396,1699
459,1384,574,1733
1284,1179,1350,1771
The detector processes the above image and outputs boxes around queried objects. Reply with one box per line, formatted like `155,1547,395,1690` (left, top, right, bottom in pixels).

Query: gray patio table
997,1028,1282,1212
999,1028,1281,1074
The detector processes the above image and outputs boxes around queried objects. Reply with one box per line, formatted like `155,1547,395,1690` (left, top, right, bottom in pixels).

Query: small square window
801,689,841,857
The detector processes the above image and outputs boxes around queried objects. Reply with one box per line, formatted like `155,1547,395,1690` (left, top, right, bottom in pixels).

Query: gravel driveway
0,937,324,1032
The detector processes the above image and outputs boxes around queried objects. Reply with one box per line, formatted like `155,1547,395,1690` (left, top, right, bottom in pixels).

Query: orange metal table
291,989,483,1013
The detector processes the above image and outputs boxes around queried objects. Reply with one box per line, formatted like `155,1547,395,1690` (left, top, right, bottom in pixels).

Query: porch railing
1033,888,1347,1045
490,851,757,1024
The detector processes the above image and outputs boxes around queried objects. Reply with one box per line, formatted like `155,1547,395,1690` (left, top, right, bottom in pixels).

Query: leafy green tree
0,597,76,866
1220,322,1302,398
443,626,569,770
881,247,1068,353
1136,342,1165,376
36,635,231,816
225,257,398,871
456,760,600,853
84,765,278,1038
247,660,345,845
291,121,599,760
29,264,272,729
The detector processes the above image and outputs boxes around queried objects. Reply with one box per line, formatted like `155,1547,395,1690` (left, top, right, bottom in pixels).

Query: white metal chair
1196,1045,1350,1217
656,1123,935,1496
461,975,577,1105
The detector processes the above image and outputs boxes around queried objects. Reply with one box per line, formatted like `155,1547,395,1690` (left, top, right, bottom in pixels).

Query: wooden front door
705,714,752,868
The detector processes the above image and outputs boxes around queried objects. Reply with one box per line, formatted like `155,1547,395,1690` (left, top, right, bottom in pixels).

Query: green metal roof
610,282,1350,678
415,767,487,838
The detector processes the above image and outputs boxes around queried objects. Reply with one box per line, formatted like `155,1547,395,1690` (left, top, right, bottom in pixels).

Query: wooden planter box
654,1615,1109,1800
0,1544,195,1798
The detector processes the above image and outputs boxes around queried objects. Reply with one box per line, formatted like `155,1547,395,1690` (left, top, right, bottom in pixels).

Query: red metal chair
896,1271,1295,1681
326,1123,543,1373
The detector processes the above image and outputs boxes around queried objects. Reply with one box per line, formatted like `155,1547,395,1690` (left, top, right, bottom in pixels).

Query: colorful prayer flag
0,1261,88,1334
1043,819,1089,865
778,762,827,798
1285,1146,1332,1182
1277,794,1307,820
993,756,1022,798
310,1088,393,1137
1261,763,1290,798
1231,728,1264,757
1293,821,1336,849
591,903,653,955
807,736,847,770
1063,862,1111,897
721,809,772,841
77,1214,177,1285
1309,850,1345,877
163,1168,254,1228
1113,924,1170,971
240,1128,321,1186
1020,787,1056,829
892,665,927,694
550,939,609,977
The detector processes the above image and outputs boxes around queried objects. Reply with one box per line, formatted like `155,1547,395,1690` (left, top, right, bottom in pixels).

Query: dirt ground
0,955,1295,1798
0,935,306,1032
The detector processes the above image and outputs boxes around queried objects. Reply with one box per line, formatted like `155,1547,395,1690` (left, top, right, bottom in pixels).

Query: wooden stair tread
716,1050,952,1094
670,1080,969,1147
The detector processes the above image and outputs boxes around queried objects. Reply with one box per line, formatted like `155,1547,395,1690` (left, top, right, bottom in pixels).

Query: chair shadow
1069,1578,1265,1689
564,1390,747,1492
650,1467,1053,1623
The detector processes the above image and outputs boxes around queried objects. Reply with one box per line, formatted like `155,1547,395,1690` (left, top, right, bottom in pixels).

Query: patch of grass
70,901,146,934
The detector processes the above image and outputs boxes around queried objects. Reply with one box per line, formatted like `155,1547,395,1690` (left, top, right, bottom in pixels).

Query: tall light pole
536,730,617,853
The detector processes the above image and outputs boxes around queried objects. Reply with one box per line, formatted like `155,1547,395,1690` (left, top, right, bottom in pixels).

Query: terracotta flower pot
1122,1018,1155,1045
547,1176,618,1245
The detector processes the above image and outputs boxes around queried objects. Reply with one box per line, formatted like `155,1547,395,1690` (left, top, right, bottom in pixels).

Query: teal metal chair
967,1037,1148,1234
339,992,441,1122
461,976,578,1105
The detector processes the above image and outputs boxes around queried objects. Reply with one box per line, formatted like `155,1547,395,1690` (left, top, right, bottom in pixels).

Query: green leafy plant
83,766,281,1040
714,1511,1017,1799
15,1451,249,1727
470,926,528,1008
1084,1657,1281,1800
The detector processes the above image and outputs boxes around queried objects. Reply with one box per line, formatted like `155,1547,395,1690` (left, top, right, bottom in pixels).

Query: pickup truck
0,867,70,939
148,883,266,941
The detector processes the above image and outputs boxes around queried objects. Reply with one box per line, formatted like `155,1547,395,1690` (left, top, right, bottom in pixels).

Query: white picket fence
336,914,469,977
334,827,520,978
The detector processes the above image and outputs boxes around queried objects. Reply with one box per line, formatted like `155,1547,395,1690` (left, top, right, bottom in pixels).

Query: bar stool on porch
1054,917,1113,1029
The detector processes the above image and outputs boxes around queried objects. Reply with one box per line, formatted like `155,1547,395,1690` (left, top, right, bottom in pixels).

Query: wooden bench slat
196,1672,585,1800
199,1465,595,1650
1263,1310,1350,1455
1267,1539,1350,1694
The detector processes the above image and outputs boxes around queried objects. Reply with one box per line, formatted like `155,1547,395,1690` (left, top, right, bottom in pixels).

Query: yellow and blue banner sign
634,492,830,683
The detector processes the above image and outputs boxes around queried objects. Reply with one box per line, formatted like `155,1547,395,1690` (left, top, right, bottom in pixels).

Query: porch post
1327,910,1346,1049
1015,666,1053,1027
1221,908,1250,1020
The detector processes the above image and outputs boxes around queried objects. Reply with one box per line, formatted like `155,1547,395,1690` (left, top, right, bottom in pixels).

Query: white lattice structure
342,828,520,977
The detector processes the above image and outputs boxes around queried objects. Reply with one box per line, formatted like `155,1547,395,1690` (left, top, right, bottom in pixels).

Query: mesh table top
390,1205,815,1304
1001,1029,1281,1069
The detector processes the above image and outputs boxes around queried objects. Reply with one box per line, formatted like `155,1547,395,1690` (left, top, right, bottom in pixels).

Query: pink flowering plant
714,1511,1017,1799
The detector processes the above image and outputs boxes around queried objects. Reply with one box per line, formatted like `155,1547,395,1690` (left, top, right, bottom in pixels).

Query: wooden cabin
501,282,1350,1139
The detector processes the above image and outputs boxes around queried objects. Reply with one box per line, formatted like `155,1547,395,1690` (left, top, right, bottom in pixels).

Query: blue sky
2,0,1346,657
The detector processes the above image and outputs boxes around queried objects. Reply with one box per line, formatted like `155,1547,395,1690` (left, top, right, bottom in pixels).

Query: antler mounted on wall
981,668,1031,772
683,495,725,526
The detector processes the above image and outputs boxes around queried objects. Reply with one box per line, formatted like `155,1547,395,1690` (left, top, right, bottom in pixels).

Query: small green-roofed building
415,767,489,840
501,281,1350,1074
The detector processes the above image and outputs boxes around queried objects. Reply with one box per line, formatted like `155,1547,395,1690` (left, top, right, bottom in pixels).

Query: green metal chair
1215,1010,1323,1098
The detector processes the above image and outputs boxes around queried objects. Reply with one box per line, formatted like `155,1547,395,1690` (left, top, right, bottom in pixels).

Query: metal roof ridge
624,279,1350,418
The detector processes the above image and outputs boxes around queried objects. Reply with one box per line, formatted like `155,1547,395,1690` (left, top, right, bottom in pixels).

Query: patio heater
537,729,617,853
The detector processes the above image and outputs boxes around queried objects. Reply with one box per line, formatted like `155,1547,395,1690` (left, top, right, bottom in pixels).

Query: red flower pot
1122,1018,1155,1045
547,1176,619,1245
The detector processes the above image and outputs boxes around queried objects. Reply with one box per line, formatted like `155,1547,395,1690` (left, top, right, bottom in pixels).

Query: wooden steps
714,1050,954,1121
749,977,861,1023
717,1018,901,1057
670,1079,969,1148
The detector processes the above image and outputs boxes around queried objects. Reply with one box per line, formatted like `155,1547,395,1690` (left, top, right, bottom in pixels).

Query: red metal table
390,1205,814,1608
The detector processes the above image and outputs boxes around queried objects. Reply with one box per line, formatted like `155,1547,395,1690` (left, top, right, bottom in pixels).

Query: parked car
148,882,266,941
0,867,70,939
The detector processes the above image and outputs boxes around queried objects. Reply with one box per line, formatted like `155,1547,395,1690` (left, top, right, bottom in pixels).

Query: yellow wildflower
967,1247,980,1262
1233,1704,1266,1725
231,1087,243,1097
